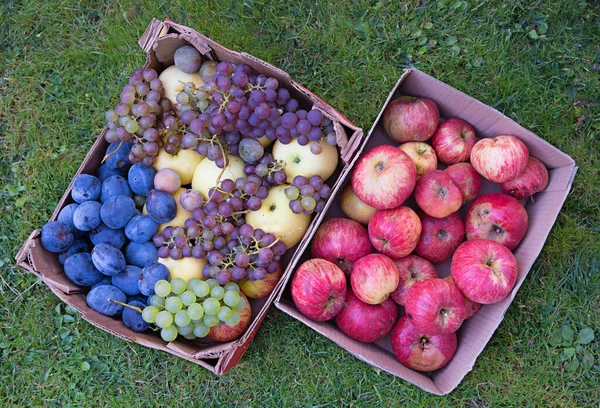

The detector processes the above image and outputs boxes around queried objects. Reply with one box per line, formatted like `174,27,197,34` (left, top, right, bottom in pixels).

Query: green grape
119,116,130,126
211,286,225,300
141,306,159,323
183,333,197,340
171,278,187,295
203,315,220,328
224,282,240,293
218,306,233,322
176,92,189,104
232,297,246,313
301,196,317,211
193,322,210,338
203,298,221,315
223,290,241,308
187,278,202,293
225,311,241,327
125,119,139,133
193,280,211,298
180,290,197,306
175,310,191,328
206,278,219,289
197,100,209,110
154,280,171,297
187,303,204,320
285,186,300,200
149,295,166,308
160,326,178,342
165,297,183,313
155,310,174,328
178,324,194,336
106,110,118,122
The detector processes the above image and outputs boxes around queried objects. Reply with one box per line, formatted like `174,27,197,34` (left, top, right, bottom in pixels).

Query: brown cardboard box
15,18,363,374
275,69,577,394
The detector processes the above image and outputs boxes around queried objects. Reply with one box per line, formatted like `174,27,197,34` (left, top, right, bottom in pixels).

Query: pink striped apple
470,135,529,183
415,212,465,264
414,170,463,218
445,162,482,203
390,255,438,306
382,96,440,143
350,253,399,305
431,118,478,164
368,206,421,259
501,156,549,199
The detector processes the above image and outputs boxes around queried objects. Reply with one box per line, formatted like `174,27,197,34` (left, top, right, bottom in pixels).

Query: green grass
1,0,599,405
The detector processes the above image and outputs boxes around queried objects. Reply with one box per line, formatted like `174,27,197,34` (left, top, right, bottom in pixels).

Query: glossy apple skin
451,239,518,304
239,262,282,299
501,156,549,199
291,259,347,321
350,254,399,305
391,315,457,372
444,276,481,319
465,193,528,250
383,96,440,143
398,142,438,178
470,135,529,183
311,218,372,275
340,184,378,225
405,278,465,336
351,145,417,210
445,163,482,203
208,292,252,342
390,255,438,306
368,206,421,259
431,118,478,164
335,289,398,343
415,212,465,264
414,170,463,218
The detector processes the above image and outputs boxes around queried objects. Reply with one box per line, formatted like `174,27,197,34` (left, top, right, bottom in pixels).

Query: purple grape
203,216,217,229
273,171,287,185
208,250,224,266
315,200,326,213
235,252,250,267
326,133,337,146
307,109,324,126
293,175,309,188
222,222,234,235
153,234,165,247
243,181,259,195
281,112,298,129
187,225,200,238
175,236,188,248
232,71,248,87
217,62,235,76
229,196,244,211
277,88,291,105
267,261,279,274
256,186,269,199
157,246,170,258
163,226,174,239
231,267,246,281
297,135,309,146
246,196,262,211
285,99,299,112
309,176,324,190
240,224,254,238
202,264,213,279
320,185,332,198
182,246,193,257
254,267,267,281
216,271,231,285
192,246,205,259
192,208,206,221
170,248,183,260
308,127,322,141
289,200,303,214
265,88,278,103
272,241,287,255
296,119,311,134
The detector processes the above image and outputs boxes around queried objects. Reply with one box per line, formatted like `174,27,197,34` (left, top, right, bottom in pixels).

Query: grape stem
102,139,124,163
108,298,142,313
206,139,229,203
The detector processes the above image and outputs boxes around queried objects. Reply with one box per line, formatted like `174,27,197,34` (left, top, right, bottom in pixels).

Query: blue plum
122,300,149,332
96,163,126,182
105,141,133,171
112,265,142,295
128,163,155,196
41,221,74,253
72,201,102,231
125,215,158,243
124,241,158,268
86,285,126,316
64,253,103,286
91,275,112,289
58,239,90,265
138,261,170,296
145,189,177,224
100,175,132,203
91,243,126,276
89,224,126,249
57,203,83,237
100,195,135,229
71,174,101,203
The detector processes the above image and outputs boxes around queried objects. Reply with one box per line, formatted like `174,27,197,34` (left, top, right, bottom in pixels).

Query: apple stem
108,298,142,313
101,139,124,164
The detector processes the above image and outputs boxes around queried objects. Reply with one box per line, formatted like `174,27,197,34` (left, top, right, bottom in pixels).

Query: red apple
340,184,378,225
390,255,438,306
470,135,529,183
208,292,252,342
405,278,465,336
501,156,549,199
445,162,482,203
311,218,372,275
350,254,399,305
414,170,463,218
431,118,478,164
390,315,457,372
239,262,282,299
335,289,398,343
450,239,518,304
351,145,416,210
465,193,528,250
444,276,481,319
398,142,438,178
368,206,421,258
382,96,440,143
291,259,347,321
415,212,465,264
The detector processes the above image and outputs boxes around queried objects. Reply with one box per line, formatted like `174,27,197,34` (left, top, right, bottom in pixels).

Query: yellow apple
153,148,204,185
239,262,282,299
340,184,378,225
272,138,338,183
158,65,204,108
191,155,245,199
245,184,310,248
158,256,206,282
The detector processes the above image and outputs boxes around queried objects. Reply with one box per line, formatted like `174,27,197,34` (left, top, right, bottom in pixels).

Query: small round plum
41,221,74,253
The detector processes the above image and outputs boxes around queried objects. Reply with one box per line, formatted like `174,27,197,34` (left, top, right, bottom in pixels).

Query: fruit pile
39,43,340,344
291,95,549,372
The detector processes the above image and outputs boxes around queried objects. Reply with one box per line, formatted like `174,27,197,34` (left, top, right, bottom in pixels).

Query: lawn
1,0,599,406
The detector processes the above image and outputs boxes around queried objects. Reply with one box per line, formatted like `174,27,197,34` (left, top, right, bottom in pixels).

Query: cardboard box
15,18,363,374
275,69,577,394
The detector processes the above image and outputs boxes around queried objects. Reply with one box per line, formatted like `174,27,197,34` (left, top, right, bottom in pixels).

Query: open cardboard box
15,18,363,374
275,69,577,394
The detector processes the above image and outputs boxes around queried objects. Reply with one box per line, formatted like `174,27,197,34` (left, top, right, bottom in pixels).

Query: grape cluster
141,278,246,342
243,153,287,187
285,175,332,215
104,68,174,166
